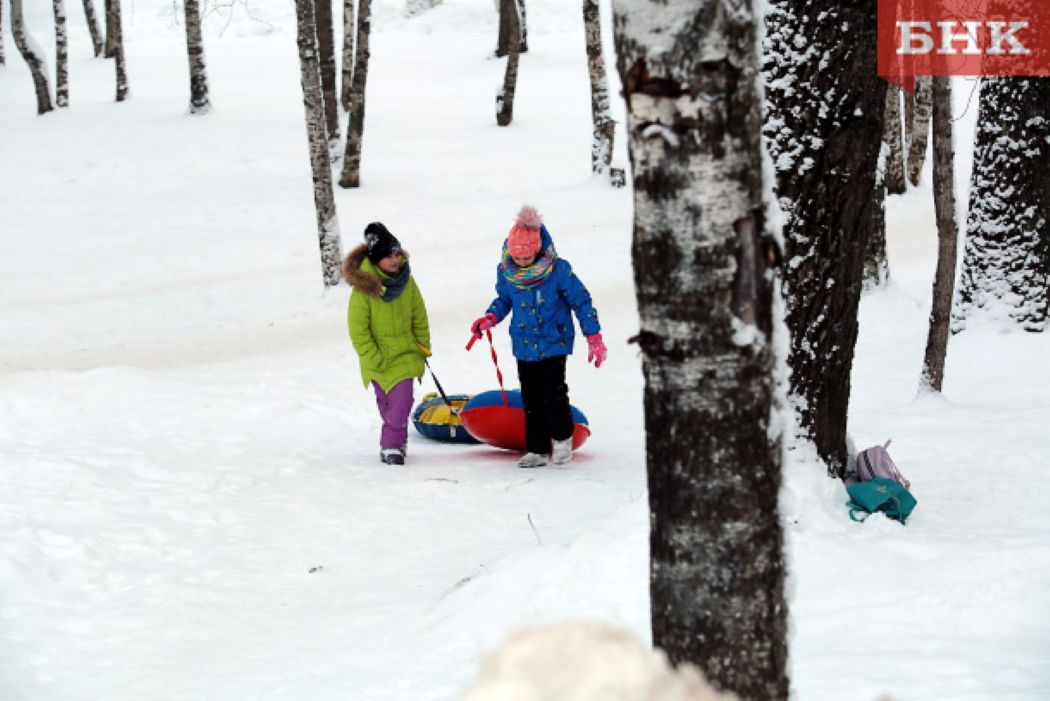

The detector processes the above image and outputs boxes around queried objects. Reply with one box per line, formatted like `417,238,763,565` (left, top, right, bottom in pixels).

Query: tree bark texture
104,0,115,57
339,0,371,187
295,0,344,286
613,3,788,699
495,0,520,127
903,87,914,150
864,177,889,288
82,0,104,56
11,0,55,114
763,0,886,477
315,0,340,144
341,0,355,111
583,0,614,176
954,77,1050,332
920,76,957,392
108,0,127,101
883,85,906,194
496,0,527,57
184,0,211,114
517,0,526,53
906,76,932,186
53,0,69,107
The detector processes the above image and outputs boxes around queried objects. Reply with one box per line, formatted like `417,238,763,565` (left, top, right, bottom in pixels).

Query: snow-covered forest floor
2,1,1048,699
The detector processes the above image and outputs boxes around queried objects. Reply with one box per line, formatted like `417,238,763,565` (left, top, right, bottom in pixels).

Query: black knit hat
364,222,402,265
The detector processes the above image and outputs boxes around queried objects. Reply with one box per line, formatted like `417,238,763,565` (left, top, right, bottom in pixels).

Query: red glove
470,312,499,338
586,333,607,368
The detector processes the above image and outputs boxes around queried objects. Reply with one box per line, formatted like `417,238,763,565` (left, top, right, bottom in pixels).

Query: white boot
517,452,548,468
551,438,573,465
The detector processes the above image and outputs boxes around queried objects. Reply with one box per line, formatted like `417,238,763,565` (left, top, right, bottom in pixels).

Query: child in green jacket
343,222,431,465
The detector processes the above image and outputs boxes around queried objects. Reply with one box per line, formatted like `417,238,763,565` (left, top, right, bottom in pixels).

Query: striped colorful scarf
500,240,557,289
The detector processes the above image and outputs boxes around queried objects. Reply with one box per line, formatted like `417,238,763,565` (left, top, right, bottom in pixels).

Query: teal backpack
847,478,917,524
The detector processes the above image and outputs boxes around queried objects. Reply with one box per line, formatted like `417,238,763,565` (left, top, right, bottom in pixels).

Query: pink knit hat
506,205,542,258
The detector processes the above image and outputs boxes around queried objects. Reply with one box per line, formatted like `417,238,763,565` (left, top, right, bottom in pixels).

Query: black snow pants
517,355,574,455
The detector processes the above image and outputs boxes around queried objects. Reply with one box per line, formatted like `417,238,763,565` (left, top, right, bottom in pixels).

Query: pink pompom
515,205,542,231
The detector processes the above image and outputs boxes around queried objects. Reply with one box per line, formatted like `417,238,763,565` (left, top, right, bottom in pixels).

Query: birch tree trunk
295,0,343,287
1,0,6,66
903,87,914,151
339,0,371,188
763,0,886,476
53,0,69,107
954,77,1050,332
517,0,526,53
82,0,104,56
495,0,520,127
613,2,788,699
184,0,211,114
104,0,115,57
340,0,354,111
11,0,55,114
109,0,127,101
864,176,889,287
496,0,526,57
583,0,614,176
884,85,906,194
906,76,932,186
315,0,340,146
920,76,957,392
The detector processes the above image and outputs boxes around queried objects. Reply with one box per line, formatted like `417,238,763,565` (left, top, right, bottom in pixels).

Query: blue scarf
381,261,411,301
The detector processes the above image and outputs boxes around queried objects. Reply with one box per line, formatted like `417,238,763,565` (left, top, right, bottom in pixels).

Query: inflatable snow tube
459,389,590,452
411,392,480,444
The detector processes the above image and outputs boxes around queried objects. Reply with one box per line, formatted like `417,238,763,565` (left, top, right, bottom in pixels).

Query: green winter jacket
343,244,431,392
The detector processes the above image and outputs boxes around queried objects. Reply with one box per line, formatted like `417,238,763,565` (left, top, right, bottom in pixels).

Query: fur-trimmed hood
342,244,410,298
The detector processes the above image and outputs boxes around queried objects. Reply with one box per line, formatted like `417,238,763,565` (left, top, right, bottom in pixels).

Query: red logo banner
878,0,1050,90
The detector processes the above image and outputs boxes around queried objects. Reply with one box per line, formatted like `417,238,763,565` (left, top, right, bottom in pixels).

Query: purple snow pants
372,379,414,450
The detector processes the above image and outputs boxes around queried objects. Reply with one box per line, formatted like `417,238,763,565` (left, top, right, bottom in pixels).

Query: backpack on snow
856,440,910,489
847,478,917,524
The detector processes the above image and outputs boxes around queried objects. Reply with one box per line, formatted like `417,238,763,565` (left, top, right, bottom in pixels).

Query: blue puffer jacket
486,227,601,361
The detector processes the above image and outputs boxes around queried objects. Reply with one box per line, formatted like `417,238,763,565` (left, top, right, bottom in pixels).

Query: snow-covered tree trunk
583,0,614,176
184,0,211,114
954,77,1050,332
315,0,340,146
495,0,520,126
763,0,886,476
82,0,104,56
340,0,354,111
613,2,788,699
496,0,526,57
11,0,55,114
53,0,69,107
106,0,127,101
884,85,906,194
295,0,343,286
919,76,958,391
906,76,932,186
339,0,371,187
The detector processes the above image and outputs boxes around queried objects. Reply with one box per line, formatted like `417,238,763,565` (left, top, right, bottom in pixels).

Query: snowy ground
2,2,1048,699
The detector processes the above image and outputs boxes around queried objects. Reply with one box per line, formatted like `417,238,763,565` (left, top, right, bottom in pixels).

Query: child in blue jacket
469,205,607,468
